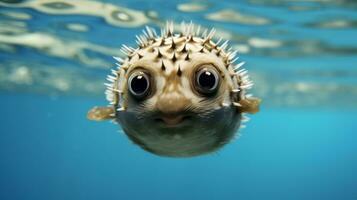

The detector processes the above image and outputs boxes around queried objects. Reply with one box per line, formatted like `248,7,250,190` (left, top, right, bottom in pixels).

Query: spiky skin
89,22,260,157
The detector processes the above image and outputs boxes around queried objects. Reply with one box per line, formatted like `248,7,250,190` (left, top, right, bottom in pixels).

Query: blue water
1,94,356,199
1,0,357,199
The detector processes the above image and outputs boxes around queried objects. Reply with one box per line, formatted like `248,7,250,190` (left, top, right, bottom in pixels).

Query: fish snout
155,113,192,126
155,93,193,126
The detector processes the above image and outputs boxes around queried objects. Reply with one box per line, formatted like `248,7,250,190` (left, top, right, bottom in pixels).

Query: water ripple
0,0,149,27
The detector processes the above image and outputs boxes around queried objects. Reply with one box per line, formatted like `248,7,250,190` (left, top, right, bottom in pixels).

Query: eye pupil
199,71,216,89
129,72,150,98
131,76,147,93
196,67,219,95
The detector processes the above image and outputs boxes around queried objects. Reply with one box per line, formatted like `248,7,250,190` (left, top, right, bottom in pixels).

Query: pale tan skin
87,23,260,157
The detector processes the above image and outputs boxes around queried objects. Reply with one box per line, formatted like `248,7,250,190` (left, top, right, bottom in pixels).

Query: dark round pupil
131,75,147,94
198,71,216,90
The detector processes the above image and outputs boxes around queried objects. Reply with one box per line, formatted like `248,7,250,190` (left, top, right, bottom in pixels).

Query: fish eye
194,66,220,95
128,71,150,99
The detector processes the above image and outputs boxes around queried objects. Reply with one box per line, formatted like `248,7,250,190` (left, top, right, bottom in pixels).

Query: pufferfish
87,22,260,157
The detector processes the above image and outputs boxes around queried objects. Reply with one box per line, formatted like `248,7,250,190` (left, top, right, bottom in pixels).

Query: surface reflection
0,0,356,109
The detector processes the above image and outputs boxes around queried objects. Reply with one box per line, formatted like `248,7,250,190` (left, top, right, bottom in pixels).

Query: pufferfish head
87,22,260,157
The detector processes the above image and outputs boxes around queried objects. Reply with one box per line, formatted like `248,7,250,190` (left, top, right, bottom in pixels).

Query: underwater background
1,0,357,199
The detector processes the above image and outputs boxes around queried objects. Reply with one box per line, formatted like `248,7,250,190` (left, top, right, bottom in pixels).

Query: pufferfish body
87,22,260,157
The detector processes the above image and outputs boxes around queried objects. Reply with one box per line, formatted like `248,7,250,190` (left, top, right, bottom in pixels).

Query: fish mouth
154,114,192,127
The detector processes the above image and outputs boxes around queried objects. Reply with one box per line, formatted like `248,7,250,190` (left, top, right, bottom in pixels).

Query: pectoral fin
238,97,261,114
87,106,115,121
